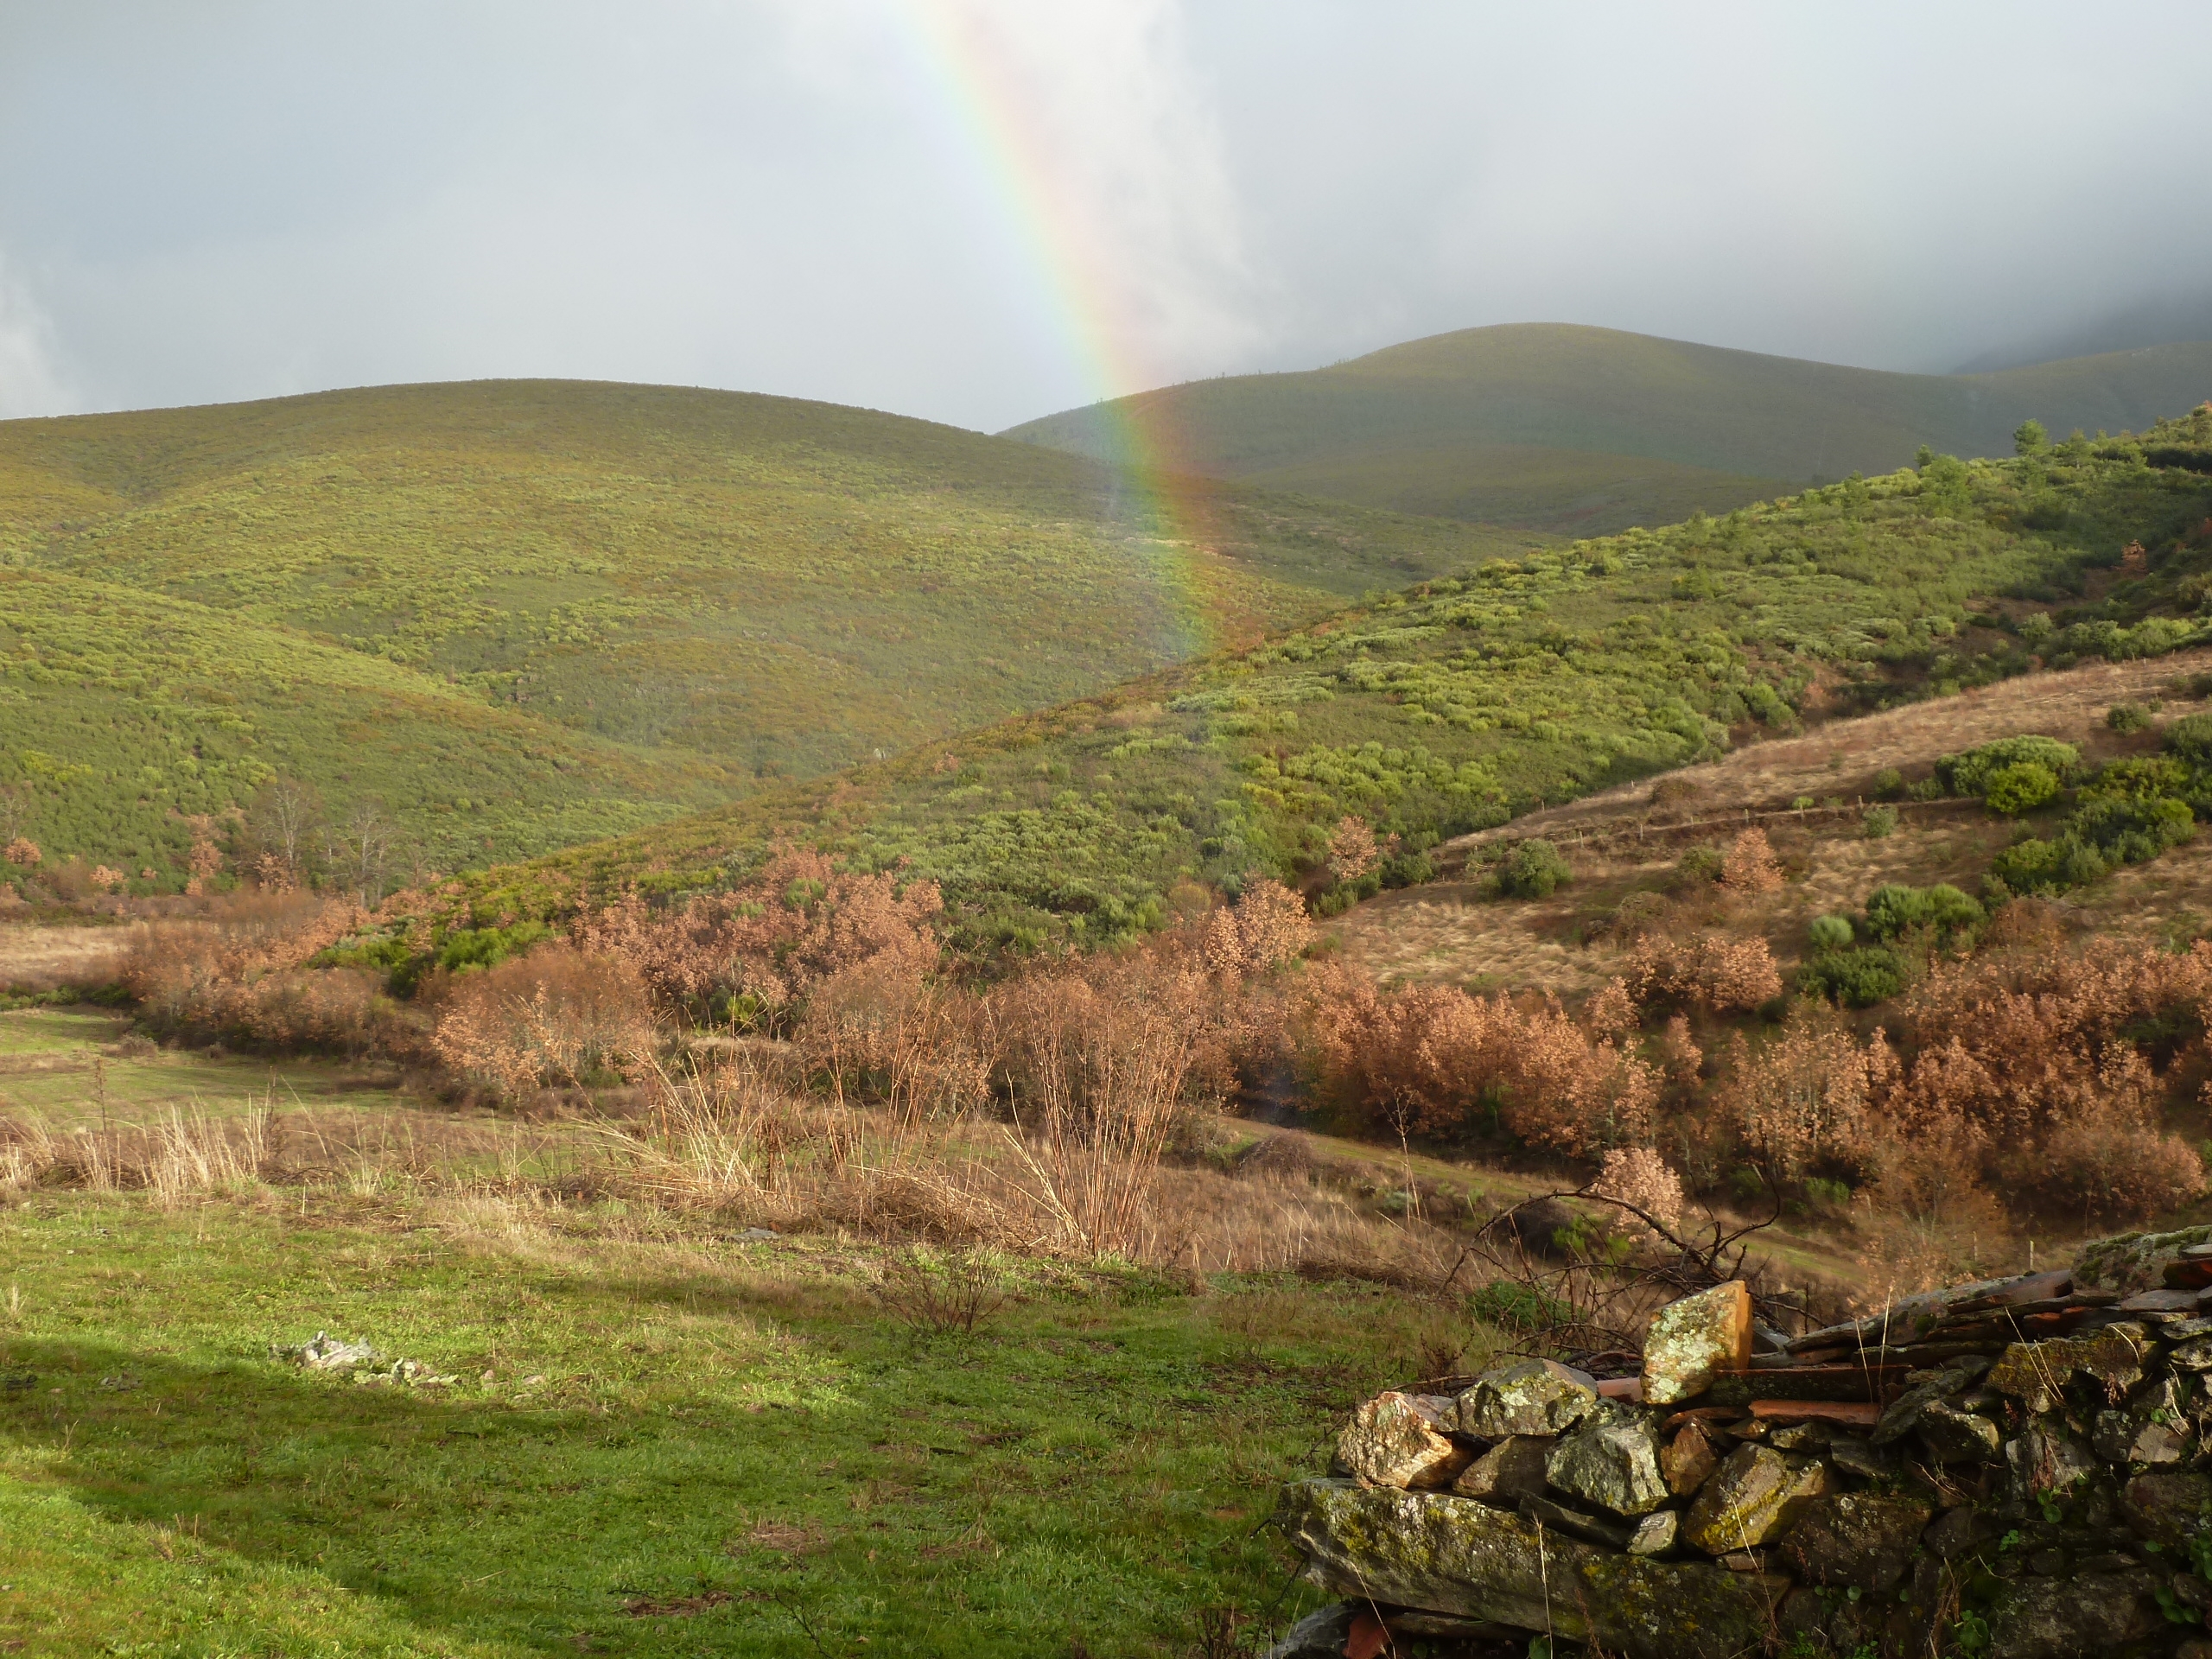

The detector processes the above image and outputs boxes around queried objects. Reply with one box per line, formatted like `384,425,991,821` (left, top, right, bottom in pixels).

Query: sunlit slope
442,408,2212,950
1006,324,2212,533
0,379,1523,875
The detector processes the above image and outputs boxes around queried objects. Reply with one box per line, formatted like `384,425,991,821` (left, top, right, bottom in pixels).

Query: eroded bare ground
1332,648,2212,992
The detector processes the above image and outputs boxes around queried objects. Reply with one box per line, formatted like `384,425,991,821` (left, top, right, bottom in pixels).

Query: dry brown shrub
1591,1147,1684,1245
1713,1009,1889,1182
1327,817,1379,883
3,837,39,867
1200,879,1313,975
1619,932,1782,1013
429,944,655,1100
575,850,941,1031
1719,827,1784,894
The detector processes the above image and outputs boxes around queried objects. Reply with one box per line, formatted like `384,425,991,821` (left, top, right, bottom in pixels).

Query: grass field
429,408,2212,954
0,380,1526,882
1007,323,2212,533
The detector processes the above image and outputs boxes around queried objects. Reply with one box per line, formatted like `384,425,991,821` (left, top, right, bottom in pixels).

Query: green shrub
2166,713,2212,763
1675,846,1726,886
435,921,555,975
1861,804,1898,839
1498,838,1571,899
1871,768,1904,800
1905,775,1947,802
1378,850,1437,889
1942,735,2079,798
1990,834,2109,896
2107,702,2153,734
2070,794,2194,864
1863,882,1984,943
1807,914,1854,950
1800,945,1909,1007
1982,761,2060,816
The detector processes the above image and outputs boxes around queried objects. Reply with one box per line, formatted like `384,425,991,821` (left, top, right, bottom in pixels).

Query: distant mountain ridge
1005,323,2212,535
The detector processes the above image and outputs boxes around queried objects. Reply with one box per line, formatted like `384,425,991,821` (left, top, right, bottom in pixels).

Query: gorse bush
1863,884,1984,945
1807,914,1855,950
1497,839,1571,898
1982,761,2059,816
1940,735,2080,799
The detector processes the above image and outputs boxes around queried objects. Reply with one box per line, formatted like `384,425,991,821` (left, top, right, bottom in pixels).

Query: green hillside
1005,323,2212,535
435,407,2212,950
0,380,1525,882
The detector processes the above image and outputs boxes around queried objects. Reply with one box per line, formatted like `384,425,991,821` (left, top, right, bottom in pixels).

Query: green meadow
439,409,2212,953
0,380,1523,881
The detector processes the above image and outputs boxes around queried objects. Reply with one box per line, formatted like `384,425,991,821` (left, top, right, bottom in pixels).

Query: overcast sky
3,0,2210,431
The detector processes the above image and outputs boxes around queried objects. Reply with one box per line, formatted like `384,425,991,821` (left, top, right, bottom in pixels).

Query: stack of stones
1272,1225,2212,1659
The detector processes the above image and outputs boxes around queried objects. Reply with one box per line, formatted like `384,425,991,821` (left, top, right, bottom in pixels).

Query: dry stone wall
1272,1225,2212,1659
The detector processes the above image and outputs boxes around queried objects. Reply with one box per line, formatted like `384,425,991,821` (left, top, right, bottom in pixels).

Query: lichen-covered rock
1547,1415,1669,1516
1916,1400,2004,1465
1776,1493,1930,1591
1276,1478,1788,1659
1986,1330,2147,1414
2075,1224,2212,1294
1337,1391,1471,1489
2120,1470,2212,1546
1453,1358,1600,1438
1662,1420,1720,1497
1681,1444,1832,1555
2094,1376,2190,1465
1642,1281,1751,1405
1452,1434,1552,1504
2005,1420,2097,1504
1520,1492,1630,1550
1870,1364,1974,1446
1986,1569,2165,1659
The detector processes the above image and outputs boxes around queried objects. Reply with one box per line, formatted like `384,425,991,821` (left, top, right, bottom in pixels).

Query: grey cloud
1,1,2209,430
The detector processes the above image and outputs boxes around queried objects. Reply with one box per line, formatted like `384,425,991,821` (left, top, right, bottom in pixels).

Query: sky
3,0,2210,431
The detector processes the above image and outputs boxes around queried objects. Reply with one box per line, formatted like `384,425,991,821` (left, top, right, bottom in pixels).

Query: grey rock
1277,1479,1790,1659
1519,1492,1632,1550
1628,1509,1679,1556
1453,1358,1600,1438
1916,1400,2005,1465
1986,1569,2164,1659
1337,1390,1472,1489
2120,1470,2212,1546
1451,1434,1553,1505
2094,1378,2191,1465
1870,1366,1972,1445
1546,1415,1669,1516
1825,1437,1897,1480
1261,1603,1355,1659
2006,1420,2097,1504
1922,1503,2000,1560
1777,1492,1931,1591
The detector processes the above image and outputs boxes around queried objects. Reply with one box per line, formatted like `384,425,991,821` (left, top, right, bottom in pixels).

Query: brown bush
1619,931,1782,1013
1200,879,1313,976
429,944,655,1100
1719,827,1784,893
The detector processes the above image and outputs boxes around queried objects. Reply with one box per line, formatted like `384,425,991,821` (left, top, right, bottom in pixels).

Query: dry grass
1332,649,2212,991
0,922,149,990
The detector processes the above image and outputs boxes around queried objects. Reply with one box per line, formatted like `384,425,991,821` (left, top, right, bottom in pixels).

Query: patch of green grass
1008,321,2212,530
0,1197,1452,1656
0,380,1529,881
434,408,2212,953
0,1009,123,1057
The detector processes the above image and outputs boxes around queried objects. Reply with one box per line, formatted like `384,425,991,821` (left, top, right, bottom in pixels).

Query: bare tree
0,783,33,842
321,800,394,905
251,777,322,882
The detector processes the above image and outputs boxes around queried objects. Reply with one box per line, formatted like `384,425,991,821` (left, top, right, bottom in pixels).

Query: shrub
1942,735,2078,798
1807,914,1854,950
2107,702,2153,734
1498,839,1571,899
1591,1146,1685,1245
1862,883,1984,944
1674,846,1726,887
2070,795,2195,865
1326,816,1380,883
1871,768,1904,800
1990,835,2107,896
1861,804,1898,839
429,944,654,1098
1719,827,1783,894
1982,761,2060,816
1799,946,1909,1008
1378,850,1436,889
1201,879,1313,973
2167,713,2212,764
1621,932,1783,1014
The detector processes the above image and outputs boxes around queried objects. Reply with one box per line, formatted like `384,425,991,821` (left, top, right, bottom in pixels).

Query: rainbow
893,1,1245,657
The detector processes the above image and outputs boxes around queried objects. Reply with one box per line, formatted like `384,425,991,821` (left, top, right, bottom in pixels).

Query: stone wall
1271,1224,2212,1659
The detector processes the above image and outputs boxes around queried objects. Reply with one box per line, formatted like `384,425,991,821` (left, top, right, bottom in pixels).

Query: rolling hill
431,406,2212,952
0,379,1527,882
1005,323,2212,536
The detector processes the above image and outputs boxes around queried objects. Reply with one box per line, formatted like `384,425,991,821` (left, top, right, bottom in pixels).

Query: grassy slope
0,380,1524,879
439,412,2212,951
1005,323,2212,534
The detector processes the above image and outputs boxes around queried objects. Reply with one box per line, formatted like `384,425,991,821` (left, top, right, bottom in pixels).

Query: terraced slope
1007,323,2212,535
437,409,2212,951
0,380,1523,879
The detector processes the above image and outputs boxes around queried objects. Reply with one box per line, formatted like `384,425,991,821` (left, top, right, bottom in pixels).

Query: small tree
1498,839,1570,898
1327,816,1379,883
2013,418,2049,455
1719,827,1783,894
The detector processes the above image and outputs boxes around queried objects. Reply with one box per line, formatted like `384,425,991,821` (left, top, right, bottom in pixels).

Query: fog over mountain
2,1,2209,429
